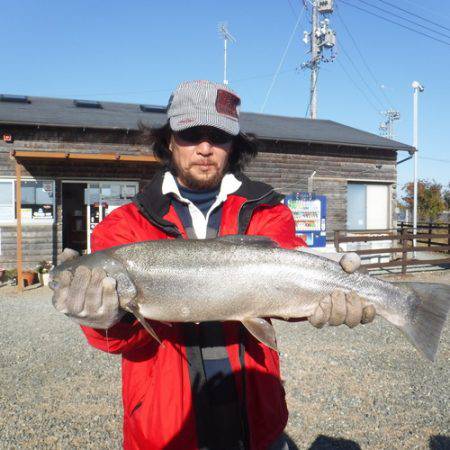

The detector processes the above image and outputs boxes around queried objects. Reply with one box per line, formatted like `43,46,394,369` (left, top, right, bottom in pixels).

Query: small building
0,94,414,269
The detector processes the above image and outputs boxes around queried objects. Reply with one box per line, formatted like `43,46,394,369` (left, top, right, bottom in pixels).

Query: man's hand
51,266,125,329
308,291,376,328
308,252,375,328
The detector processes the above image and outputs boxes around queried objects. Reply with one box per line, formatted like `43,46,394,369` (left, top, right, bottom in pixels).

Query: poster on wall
284,192,327,247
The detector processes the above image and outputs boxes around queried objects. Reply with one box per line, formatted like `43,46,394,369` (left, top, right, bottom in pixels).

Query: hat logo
215,89,239,119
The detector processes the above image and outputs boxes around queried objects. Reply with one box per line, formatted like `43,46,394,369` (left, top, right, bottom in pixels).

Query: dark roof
0,94,413,152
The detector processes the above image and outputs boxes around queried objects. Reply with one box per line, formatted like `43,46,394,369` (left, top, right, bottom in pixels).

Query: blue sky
2,0,449,191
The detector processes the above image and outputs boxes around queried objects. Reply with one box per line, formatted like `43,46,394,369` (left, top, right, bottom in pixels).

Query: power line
357,0,450,40
419,156,450,164
398,0,450,23
339,0,450,47
336,58,380,113
338,40,386,110
261,5,306,112
335,3,396,110
377,0,450,33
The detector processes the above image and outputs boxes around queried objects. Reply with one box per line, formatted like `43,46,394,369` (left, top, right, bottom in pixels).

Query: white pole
412,81,424,258
224,37,228,85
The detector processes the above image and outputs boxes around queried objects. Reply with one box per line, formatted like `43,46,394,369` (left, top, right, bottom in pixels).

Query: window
139,104,166,113
0,94,30,103
347,183,390,230
0,179,55,223
0,180,14,220
20,180,55,221
347,184,366,230
73,99,102,109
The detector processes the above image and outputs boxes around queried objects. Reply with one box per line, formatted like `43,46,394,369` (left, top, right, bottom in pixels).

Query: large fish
49,235,450,362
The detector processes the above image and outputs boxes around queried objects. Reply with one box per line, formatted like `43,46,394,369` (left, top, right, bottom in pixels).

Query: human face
169,126,233,190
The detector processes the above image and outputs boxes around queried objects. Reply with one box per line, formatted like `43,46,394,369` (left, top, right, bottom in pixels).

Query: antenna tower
379,109,400,140
218,23,236,85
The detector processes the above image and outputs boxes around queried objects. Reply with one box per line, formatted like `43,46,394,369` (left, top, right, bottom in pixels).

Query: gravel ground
1,271,449,450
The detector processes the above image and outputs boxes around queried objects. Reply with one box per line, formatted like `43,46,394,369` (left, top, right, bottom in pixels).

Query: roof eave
0,120,139,131
256,135,412,152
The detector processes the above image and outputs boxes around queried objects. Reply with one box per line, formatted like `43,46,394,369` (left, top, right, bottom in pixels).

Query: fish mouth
48,280,59,290
47,269,59,290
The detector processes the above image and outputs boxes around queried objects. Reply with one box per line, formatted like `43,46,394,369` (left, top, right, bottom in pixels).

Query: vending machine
284,192,327,247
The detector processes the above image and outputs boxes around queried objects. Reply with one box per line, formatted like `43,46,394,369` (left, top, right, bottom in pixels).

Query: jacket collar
133,171,180,236
133,170,284,236
233,172,284,204
161,171,242,204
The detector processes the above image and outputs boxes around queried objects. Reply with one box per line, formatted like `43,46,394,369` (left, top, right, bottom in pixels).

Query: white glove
309,252,375,328
51,265,125,329
308,290,376,328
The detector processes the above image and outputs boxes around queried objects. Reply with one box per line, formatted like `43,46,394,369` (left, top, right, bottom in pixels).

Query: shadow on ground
306,435,361,449
429,435,450,450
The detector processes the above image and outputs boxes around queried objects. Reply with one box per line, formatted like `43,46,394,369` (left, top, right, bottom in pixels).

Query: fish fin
215,235,279,248
393,282,450,362
115,272,138,302
125,303,164,346
242,318,278,351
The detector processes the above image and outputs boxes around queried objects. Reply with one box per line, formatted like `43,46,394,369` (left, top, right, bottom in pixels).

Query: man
52,80,374,450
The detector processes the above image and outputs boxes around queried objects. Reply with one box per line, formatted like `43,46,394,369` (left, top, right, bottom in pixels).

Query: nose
196,140,213,156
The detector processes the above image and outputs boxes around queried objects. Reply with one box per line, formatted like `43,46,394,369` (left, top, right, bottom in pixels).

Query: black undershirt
173,181,244,449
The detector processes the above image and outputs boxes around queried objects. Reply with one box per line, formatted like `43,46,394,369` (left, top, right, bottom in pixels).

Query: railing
398,221,450,248
334,224,450,274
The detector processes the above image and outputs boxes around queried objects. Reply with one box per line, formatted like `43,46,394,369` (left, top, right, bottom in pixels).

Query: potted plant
37,260,53,286
22,270,37,287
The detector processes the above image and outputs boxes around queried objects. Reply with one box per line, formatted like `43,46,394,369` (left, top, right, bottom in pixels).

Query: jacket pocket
130,400,143,416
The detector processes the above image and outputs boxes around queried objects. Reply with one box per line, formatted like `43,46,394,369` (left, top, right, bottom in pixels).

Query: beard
169,161,228,190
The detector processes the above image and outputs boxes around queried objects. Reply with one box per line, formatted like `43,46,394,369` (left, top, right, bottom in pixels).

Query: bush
4,269,18,281
36,260,53,274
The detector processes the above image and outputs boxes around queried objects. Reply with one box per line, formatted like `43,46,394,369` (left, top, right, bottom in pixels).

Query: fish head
48,251,124,290
49,250,138,309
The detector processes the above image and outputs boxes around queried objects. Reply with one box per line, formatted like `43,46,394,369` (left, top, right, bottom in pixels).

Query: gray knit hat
167,80,241,136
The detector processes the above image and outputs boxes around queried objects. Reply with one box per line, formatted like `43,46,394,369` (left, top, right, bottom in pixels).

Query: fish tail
395,282,450,362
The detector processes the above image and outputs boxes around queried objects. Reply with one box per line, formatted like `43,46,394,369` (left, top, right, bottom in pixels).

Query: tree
402,179,446,222
444,182,450,210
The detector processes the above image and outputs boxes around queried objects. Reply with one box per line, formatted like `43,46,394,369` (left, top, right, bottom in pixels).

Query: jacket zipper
237,188,282,234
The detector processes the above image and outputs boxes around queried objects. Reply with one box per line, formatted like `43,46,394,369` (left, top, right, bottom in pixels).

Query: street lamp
412,81,424,258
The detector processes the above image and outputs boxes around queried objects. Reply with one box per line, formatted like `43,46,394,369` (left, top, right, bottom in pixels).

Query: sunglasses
174,127,233,145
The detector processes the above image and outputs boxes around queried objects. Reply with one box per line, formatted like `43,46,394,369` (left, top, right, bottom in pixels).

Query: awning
10,150,158,163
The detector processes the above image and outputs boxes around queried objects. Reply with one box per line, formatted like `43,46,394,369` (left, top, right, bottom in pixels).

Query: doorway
62,181,139,254
62,183,87,254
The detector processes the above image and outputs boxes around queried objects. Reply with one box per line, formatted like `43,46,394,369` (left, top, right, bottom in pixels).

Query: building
0,94,414,269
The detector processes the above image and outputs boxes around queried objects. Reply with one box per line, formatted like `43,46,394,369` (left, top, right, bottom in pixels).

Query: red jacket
81,172,305,450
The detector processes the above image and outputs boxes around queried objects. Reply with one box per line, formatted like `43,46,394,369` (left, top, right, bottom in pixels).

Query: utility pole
412,81,424,258
302,0,336,119
218,23,236,85
379,109,401,140
310,2,319,119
